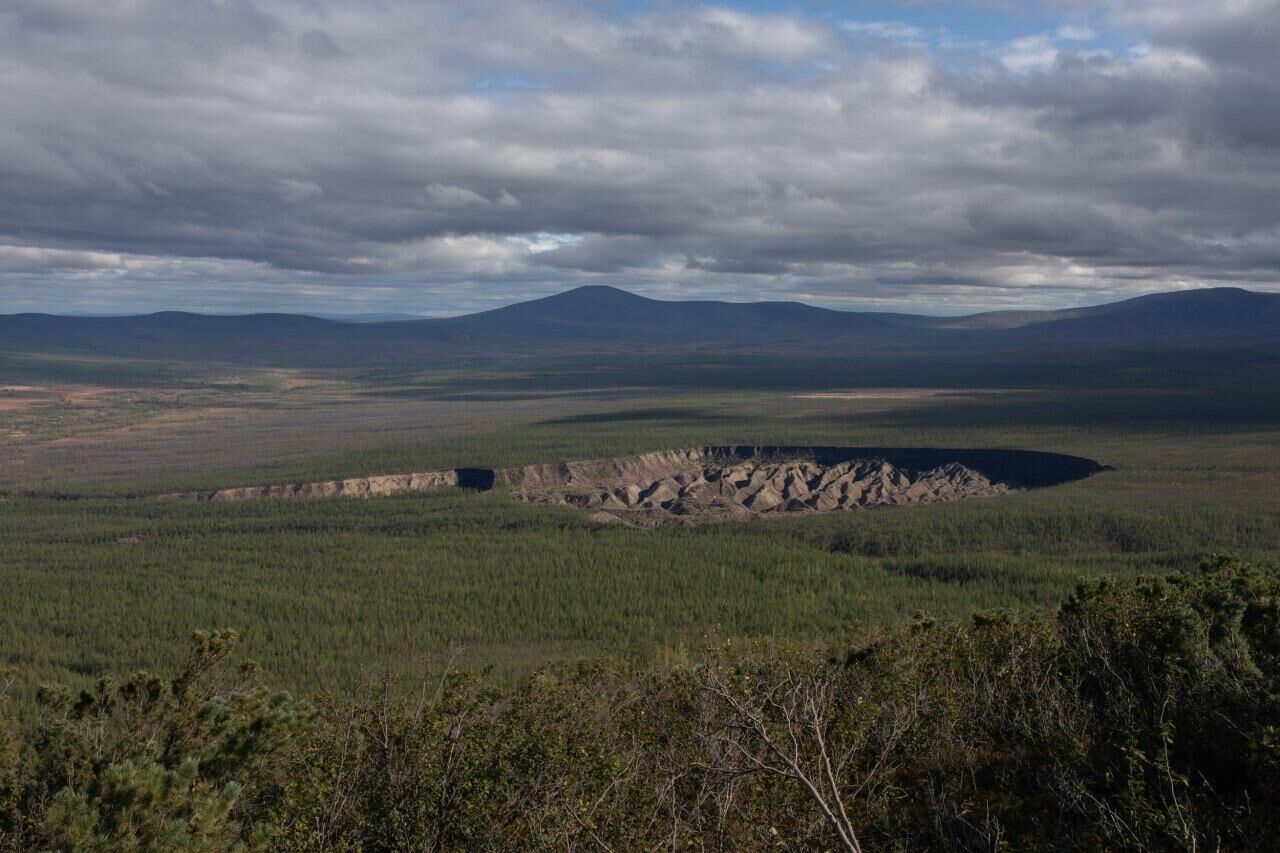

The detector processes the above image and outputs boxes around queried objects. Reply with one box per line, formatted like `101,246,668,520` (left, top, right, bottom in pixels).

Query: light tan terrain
789,388,1025,400
513,454,1008,523
180,469,462,501
166,446,1019,524
0,373,638,492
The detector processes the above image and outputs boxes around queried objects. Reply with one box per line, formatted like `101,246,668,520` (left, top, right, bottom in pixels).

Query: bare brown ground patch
0,386,47,411
2,383,161,410
165,446,1103,530
59,386,123,403
791,388,1032,400
41,406,251,448
277,375,317,391
0,379,645,492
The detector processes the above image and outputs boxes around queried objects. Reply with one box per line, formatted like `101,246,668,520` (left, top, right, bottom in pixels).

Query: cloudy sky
2,0,1278,316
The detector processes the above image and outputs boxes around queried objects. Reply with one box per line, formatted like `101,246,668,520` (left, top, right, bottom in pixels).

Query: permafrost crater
167,446,1106,526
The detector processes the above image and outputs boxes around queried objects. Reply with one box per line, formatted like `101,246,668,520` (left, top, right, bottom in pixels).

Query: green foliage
2,473,1277,701
3,558,1276,849
42,758,243,852
3,630,309,851
3,321,1278,846
0,669,21,848
2,367,1279,704
1047,555,1280,847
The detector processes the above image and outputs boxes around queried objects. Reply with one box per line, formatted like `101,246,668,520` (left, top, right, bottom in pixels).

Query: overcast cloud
1,0,1278,314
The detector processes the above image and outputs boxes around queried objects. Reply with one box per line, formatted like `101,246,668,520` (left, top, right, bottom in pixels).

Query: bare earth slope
159,445,1099,524
513,456,1009,524
184,469,461,501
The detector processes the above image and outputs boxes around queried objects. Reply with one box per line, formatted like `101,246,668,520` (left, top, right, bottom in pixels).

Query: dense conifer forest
1,557,1275,850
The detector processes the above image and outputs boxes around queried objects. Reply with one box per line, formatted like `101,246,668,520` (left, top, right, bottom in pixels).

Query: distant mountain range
2,285,1277,365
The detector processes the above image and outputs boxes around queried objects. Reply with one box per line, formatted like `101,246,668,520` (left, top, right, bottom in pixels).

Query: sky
1,0,1279,317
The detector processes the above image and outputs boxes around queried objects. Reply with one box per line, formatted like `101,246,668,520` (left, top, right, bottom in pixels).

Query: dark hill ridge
2,285,1277,363
1003,286,1280,342
442,285,905,343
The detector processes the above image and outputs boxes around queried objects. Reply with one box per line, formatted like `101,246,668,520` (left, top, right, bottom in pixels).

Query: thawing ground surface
168,445,1106,526
509,446,1105,525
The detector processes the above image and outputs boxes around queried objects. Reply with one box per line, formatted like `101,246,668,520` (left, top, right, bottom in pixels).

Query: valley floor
2,350,1278,699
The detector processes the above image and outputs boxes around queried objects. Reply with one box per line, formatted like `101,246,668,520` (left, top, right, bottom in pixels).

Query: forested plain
1,340,1279,848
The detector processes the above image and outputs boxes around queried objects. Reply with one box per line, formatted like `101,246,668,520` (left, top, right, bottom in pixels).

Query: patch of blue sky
605,1,1137,63
511,232,584,254
471,75,552,101
836,3,1133,61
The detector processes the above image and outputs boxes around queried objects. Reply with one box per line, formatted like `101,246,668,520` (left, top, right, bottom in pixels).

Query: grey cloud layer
1,0,1278,313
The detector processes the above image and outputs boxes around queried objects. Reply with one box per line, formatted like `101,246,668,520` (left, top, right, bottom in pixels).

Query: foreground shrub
0,557,1275,850
7,630,308,850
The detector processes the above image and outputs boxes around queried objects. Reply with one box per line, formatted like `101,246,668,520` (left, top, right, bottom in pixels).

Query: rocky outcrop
164,445,1101,522
168,470,458,502
499,448,710,492
515,457,1010,520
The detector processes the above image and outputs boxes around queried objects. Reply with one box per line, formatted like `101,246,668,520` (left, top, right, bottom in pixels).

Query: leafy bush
5,630,308,851
1,558,1276,850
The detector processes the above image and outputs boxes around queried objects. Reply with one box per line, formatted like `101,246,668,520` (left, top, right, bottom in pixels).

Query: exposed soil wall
164,445,1105,524
171,470,459,502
